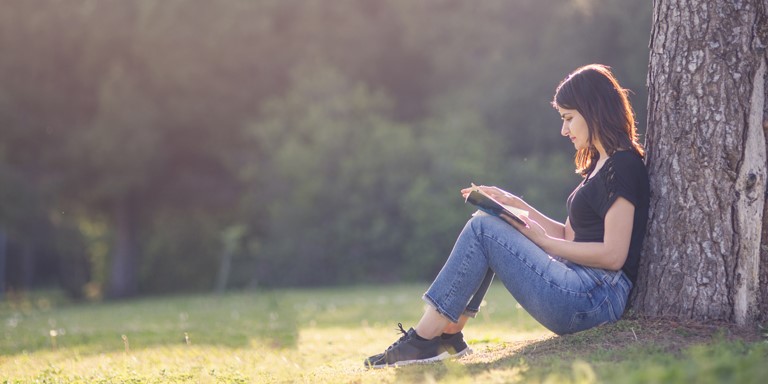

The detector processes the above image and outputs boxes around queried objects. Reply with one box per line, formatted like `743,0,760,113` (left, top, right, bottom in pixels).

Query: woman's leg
364,217,502,367
443,315,470,334
437,268,493,334
421,216,517,325
365,214,627,367
423,214,617,335
414,306,451,339
442,267,494,334
416,268,493,337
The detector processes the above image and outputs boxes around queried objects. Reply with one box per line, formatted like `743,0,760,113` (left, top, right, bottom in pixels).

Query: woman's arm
564,217,575,242
510,195,568,240
461,185,568,240
507,197,634,270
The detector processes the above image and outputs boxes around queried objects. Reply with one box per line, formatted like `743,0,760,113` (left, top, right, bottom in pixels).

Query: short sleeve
596,151,646,216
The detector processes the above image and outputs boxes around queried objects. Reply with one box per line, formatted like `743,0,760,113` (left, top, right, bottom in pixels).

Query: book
465,183,528,225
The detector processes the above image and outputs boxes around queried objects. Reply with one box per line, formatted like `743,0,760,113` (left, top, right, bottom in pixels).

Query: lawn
1,284,766,383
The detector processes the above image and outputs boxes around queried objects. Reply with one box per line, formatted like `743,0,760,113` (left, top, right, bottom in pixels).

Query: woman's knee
467,214,523,242
467,214,505,233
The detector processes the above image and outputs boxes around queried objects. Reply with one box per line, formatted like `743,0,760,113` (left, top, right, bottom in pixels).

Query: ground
1,285,766,383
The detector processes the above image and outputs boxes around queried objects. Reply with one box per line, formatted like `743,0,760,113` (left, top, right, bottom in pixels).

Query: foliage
0,0,652,294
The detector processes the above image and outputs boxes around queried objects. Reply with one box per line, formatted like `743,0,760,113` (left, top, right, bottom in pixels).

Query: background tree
0,0,653,297
633,0,768,325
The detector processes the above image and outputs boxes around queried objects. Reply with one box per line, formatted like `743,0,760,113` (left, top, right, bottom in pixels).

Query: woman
364,64,650,368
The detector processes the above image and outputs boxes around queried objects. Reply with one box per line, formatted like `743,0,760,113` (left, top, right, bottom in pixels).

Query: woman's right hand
461,185,526,209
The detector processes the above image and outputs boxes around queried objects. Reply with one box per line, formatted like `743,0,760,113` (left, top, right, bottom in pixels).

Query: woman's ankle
442,315,469,334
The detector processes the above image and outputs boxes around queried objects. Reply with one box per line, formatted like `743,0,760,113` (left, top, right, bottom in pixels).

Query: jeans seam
441,240,475,319
567,296,614,332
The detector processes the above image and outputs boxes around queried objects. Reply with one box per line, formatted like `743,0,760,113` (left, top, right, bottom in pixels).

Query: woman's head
553,64,644,176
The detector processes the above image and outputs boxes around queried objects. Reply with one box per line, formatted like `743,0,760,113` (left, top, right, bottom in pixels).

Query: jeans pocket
567,297,617,334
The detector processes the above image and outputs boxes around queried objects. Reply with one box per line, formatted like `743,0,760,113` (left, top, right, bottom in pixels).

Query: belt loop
611,270,623,285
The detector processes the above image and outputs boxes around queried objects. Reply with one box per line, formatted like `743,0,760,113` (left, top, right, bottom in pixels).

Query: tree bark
634,0,768,325
761,5,768,321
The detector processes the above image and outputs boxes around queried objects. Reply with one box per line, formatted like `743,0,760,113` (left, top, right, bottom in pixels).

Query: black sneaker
441,331,472,357
364,323,452,369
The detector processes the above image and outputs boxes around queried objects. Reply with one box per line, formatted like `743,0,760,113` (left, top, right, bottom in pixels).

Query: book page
500,203,528,219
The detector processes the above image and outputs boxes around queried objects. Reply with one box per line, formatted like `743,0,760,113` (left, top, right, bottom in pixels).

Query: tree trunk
21,241,35,290
0,229,6,299
761,39,768,323
633,0,768,325
108,196,139,298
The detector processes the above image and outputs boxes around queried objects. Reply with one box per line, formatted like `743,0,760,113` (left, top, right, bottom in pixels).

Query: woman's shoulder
610,149,643,162
601,150,648,187
607,149,646,171
600,150,649,206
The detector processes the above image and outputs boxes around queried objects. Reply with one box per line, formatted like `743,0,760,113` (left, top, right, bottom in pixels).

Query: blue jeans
423,215,632,335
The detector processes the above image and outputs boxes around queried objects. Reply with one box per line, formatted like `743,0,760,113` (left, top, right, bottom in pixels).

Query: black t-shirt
566,150,650,284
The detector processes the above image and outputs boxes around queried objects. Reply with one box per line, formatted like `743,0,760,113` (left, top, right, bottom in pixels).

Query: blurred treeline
0,0,651,299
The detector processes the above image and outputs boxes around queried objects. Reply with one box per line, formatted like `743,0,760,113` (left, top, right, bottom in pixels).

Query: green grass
1,284,766,383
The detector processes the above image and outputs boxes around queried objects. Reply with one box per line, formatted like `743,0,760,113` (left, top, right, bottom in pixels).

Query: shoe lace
385,322,409,352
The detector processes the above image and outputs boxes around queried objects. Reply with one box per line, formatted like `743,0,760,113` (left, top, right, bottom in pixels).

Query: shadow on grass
393,316,765,383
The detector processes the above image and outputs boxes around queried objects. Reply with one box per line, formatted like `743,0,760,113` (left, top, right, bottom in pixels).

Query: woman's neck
594,141,608,161
588,144,609,179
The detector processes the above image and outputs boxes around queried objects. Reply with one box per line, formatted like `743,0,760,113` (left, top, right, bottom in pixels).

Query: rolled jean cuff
422,293,461,323
462,308,479,318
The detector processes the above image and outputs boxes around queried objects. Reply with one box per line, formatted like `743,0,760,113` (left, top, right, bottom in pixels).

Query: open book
465,183,528,225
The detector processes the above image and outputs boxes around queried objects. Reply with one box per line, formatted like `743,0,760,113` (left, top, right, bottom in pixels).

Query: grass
1,284,766,383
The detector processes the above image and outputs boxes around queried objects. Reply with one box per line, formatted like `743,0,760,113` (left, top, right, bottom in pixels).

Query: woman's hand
460,185,524,209
502,213,550,248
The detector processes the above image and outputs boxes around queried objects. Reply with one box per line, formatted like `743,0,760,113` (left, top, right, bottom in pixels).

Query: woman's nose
561,122,569,137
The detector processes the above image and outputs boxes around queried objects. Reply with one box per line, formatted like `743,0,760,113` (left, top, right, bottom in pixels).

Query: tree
0,0,654,294
633,0,768,325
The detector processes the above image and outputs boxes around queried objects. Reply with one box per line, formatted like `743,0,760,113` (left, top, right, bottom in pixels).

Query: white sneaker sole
370,347,473,369
452,346,472,358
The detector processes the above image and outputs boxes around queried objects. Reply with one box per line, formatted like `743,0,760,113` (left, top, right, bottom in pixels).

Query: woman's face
558,107,590,150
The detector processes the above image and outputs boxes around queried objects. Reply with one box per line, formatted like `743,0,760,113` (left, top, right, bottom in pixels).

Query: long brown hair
553,64,644,176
